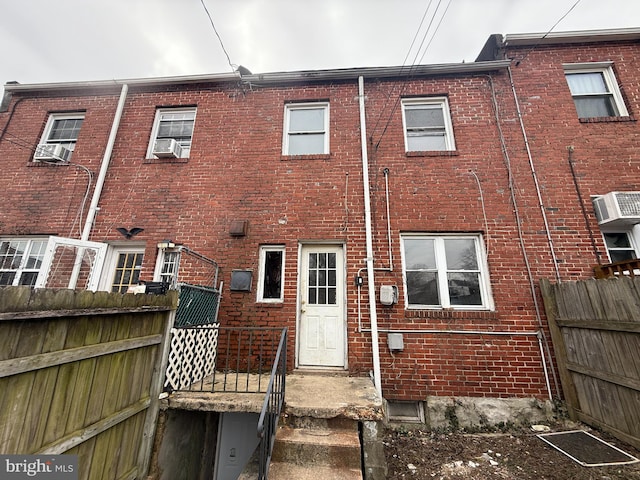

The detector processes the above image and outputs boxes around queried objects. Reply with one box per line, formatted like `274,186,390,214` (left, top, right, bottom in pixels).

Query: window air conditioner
152,138,182,158
34,143,71,162
593,192,640,226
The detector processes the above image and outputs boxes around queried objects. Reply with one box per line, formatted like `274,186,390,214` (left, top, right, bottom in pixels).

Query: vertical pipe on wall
358,76,382,398
81,83,129,241
68,83,128,289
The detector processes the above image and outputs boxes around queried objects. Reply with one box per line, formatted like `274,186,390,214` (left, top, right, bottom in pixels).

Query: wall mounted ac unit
593,192,640,226
34,143,71,162
152,138,182,158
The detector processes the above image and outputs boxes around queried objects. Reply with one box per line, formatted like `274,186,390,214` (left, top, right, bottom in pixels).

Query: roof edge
3,61,512,94
504,27,640,47
242,60,512,84
3,71,241,93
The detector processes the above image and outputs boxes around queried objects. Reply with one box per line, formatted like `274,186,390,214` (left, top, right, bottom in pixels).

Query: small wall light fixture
157,239,176,249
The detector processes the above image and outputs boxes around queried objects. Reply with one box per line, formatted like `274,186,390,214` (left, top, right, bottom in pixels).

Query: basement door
298,244,346,368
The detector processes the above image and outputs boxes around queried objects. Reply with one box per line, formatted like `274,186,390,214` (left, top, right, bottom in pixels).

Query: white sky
1,0,639,89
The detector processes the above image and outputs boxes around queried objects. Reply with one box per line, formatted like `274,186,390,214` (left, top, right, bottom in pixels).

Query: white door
298,245,345,367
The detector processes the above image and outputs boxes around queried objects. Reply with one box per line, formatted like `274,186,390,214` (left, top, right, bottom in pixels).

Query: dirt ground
383,423,640,479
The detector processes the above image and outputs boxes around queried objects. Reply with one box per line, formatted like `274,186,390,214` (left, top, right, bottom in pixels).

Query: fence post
539,279,579,420
137,294,178,477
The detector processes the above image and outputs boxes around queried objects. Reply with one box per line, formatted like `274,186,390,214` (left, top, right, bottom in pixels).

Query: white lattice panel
164,324,220,391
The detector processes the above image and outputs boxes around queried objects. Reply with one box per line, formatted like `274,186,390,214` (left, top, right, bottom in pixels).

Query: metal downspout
68,83,128,289
358,76,382,397
81,83,129,241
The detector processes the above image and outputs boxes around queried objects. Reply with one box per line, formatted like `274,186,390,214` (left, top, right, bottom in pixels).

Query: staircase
268,373,386,479
268,416,363,479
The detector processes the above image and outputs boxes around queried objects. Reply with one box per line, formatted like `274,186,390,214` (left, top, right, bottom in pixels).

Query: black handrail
256,327,288,480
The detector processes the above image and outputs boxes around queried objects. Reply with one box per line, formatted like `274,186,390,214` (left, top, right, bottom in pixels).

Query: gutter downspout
68,83,128,289
358,76,382,398
81,83,129,241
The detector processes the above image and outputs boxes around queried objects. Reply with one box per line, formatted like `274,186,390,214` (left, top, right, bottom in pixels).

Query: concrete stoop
268,417,363,480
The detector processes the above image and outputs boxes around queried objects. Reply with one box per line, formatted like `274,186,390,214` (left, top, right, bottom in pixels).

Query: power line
199,0,235,72
371,0,452,149
515,0,582,66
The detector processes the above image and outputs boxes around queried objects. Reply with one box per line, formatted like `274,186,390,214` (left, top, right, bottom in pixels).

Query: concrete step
280,414,359,431
271,424,362,469
268,462,363,480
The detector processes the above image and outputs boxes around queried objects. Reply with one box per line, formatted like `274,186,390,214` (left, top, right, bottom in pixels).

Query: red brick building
1,28,638,415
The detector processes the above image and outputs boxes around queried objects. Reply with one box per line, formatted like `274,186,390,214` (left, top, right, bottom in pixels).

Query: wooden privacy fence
0,287,177,480
540,277,640,450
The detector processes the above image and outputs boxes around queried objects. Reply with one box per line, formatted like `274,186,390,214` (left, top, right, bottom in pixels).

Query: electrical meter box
388,333,404,351
380,285,398,305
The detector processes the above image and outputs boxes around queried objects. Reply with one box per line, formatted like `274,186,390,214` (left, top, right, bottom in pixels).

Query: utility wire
372,0,452,149
516,0,582,65
417,0,453,64
199,0,235,72
370,1,435,139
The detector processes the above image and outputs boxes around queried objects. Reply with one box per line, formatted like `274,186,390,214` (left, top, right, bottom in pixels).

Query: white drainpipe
358,76,382,397
68,83,128,289
81,83,129,241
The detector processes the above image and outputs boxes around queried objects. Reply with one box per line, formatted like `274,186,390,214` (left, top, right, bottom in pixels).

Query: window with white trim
602,231,638,263
401,234,491,309
401,98,455,152
283,103,329,155
564,64,628,118
257,245,285,302
100,248,145,293
0,238,47,286
156,249,181,288
34,113,84,162
147,108,196,159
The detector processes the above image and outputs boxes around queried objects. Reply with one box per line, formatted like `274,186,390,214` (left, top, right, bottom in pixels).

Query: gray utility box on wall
387,333,404,351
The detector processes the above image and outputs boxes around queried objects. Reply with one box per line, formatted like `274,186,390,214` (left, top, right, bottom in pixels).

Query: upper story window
257,245,285,302
0,238,47,286
564,63,628,118
34,113,84,162
283,103,329,155
401,97,455,152
602,231,638,263
401,234,491,310
147,108,196,159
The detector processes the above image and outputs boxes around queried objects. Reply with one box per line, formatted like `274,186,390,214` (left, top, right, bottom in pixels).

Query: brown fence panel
540,277,640,450
0,287,177,480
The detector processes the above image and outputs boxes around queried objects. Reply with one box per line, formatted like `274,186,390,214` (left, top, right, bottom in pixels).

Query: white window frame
563,62,628,118
0,237,48,286
282,102,329,155
257,245,285,302
401,97,455,152
99,246,145,293
601,228,639,263
154,248,181,288
400,234,492,310
147,107,197,159
35,113,85,161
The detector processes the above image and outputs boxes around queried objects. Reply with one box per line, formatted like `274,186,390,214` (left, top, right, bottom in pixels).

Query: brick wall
1,36,638,401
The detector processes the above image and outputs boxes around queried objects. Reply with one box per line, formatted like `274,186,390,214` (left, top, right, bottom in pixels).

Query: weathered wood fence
540,277,640,450
0,287,177,480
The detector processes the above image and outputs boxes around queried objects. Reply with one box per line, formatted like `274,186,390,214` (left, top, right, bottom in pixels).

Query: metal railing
593,258,640,279
169,326,286,394
257,327,288,480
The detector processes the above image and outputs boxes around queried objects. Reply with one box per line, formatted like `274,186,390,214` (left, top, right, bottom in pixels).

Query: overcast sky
1,0,639,89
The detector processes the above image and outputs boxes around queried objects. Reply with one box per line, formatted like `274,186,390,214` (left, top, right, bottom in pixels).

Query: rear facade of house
1,28,639,412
